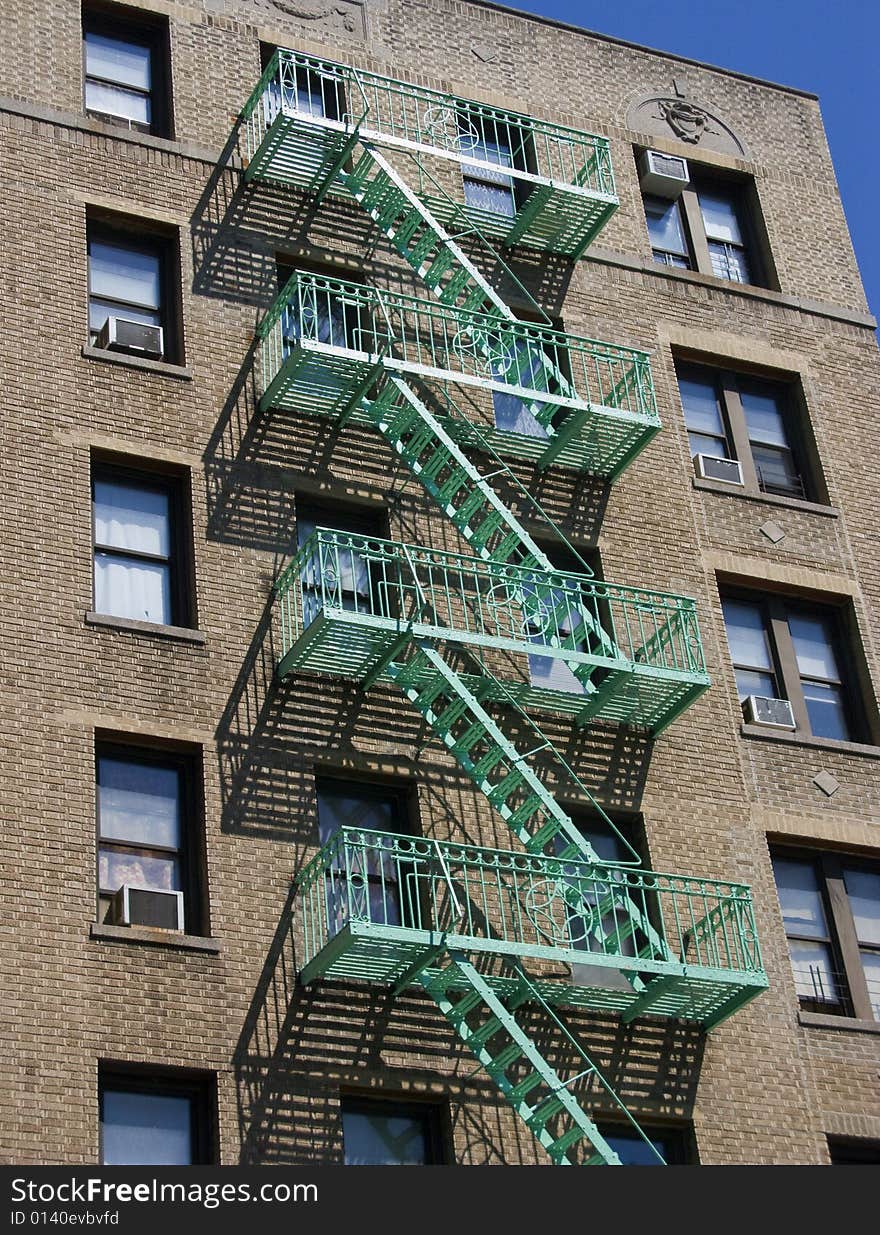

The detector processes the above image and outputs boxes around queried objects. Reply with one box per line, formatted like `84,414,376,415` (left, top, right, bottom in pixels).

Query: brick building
2,0,878,1166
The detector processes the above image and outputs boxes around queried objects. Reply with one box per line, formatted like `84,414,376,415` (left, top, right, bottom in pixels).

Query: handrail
294,826,766,980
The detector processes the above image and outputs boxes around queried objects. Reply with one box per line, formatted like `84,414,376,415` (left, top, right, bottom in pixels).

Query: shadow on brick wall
232,897,702,1164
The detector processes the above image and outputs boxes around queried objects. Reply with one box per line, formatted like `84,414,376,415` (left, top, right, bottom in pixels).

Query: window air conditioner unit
639,149,690,198
743,695,796,730
107,884,184,931
694,453,744,486
96,316,164,359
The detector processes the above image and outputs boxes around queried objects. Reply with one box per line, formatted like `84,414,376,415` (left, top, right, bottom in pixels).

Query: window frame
82,4,172,139
458,107,536,219
86,215,182,363
676,359,818,503
91,457,194,630
314,774,421,931
98,1066,215,1165
340,1093,447,1165
771,845,880,1024
95,737,206,936
638,154,775,291
720,587,869,745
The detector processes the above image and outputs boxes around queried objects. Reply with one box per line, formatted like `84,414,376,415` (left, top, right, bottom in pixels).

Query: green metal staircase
418,955,665,1165
232,50,767,1165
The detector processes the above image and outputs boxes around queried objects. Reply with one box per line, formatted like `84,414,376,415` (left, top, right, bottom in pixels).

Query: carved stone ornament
231,0,366,39
627,91,747,157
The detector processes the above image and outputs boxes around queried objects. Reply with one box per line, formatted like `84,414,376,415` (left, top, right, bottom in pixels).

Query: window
83,6,171,137
557,812,648,990
597,1122,692,1165
490,320,570,441
315,778,416,930
99,1070,213,1164
771,848,880,1022
87,219,180,360
526,542,602,696
296,500,386,627
638,157,772,288
260,45,345,128
96,740,204,934
644,195,693,269
92,460,193,628
720,591,867,743
677,361,815,501
828,1137,880,1165
341,1096,445,1165
459,109,533,218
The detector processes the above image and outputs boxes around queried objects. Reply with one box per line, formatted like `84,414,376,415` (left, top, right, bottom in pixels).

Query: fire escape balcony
295,827,768,1030
276,529,710,734
240,48,618,258
259,272,660,479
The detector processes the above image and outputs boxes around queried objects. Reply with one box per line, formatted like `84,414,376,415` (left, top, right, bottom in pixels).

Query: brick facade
1,0,878,1165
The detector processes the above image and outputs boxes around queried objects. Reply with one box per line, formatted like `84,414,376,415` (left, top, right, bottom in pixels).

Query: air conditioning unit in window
743,695,796,730
107,884,184,931
639,149,690,198
96,316,164,359
694,453,744,486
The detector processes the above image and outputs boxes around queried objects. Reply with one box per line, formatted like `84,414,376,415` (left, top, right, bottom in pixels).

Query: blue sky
506,0,880,320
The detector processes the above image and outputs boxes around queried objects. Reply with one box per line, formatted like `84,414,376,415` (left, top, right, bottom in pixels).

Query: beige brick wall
1,0,878,1165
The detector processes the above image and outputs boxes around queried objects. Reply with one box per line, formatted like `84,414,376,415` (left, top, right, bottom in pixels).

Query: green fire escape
237,49,768,1165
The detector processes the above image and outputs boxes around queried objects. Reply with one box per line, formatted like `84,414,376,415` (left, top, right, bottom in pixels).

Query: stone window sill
798,1010,880,1035
692,477,838,518
740,723,880,759
90,922,220,954
85,611,206,645
82,345,192,381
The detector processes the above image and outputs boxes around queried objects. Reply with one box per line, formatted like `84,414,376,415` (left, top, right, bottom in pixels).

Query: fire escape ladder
420,952,664,1166
363,375,625,678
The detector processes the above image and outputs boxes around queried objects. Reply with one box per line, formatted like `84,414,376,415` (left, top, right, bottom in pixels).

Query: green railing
259,271,660,435
295,827,766,993
241,48,616,202
275,528,707,681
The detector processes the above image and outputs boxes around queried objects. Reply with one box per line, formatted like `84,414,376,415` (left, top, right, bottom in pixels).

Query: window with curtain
93,474,174,625
83,8,170,137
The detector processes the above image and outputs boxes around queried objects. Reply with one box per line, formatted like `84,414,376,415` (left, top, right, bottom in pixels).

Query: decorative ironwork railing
295,826,766,984
241,49,616,202
259,271,659,432
275,529,708,681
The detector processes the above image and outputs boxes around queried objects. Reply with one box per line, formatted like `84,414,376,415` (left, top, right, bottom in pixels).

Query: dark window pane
600,1126,681,1165
342,1106,434,1165
721,599,774,674
98,758,180,847
101,1090,192,1165
707,241,751,284
752,445,801,497
733,668,776,701
772,857,830,940
801,680,850,741
789,613,841,682
698,191,744,245
678,374,727,447
644,196,689,257
843,869,880,947
85,32,151,91
89,241,161,311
